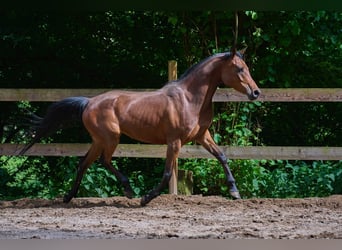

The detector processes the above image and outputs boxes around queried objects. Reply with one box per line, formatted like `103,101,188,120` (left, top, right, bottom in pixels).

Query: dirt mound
1,195,341,239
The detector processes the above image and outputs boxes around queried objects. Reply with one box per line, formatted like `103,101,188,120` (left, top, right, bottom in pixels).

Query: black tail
19,96,89,155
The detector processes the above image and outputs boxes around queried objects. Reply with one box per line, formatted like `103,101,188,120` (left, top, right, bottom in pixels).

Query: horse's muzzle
248,89,261,100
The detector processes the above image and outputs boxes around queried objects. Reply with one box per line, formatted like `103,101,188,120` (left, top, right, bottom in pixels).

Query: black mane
178,51,243,80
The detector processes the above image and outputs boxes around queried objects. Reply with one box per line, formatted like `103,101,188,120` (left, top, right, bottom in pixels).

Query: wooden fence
1,87,341,161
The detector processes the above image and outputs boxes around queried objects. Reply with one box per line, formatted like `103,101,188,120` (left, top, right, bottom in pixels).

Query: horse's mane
178,51,243,81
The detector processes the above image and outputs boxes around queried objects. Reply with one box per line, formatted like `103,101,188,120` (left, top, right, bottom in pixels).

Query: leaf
168,16,178,26
213,133,222,144
86,175,94,184
289,20,301,35
326,174,335,182
246,11,258,20
262,34,270,42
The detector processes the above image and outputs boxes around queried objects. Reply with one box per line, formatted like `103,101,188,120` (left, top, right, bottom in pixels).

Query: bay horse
19,49,260,206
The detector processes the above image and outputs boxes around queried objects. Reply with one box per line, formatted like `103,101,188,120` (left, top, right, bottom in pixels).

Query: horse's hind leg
141,140,181,206
99,139,134,199
100,153,134,199
63,143,102,203
196,130,241,200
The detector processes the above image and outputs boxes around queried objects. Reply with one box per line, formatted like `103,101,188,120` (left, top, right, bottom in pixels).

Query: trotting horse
19,48,260,206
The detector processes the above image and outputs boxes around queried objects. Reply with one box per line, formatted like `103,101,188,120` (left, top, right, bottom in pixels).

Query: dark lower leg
100,155,134,199
141,141,179,206
116,173,134,199
217,153,240,199
197,131,240,199
111,170,134,199
140,171,172,206
63,158,88,203
63,146,100,203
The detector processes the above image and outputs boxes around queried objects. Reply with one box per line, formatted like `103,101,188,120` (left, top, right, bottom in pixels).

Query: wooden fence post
168,60,178,195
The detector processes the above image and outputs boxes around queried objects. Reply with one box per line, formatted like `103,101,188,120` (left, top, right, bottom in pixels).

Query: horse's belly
121,126,167,144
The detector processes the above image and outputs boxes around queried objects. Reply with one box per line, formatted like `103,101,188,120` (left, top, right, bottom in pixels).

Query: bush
179,158,269,198
265,160,342,198
179,158,342,199
0,155,167,200
0,155,75,200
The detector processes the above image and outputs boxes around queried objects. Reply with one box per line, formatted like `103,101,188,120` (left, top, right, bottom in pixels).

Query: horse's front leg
196,130,241,200
140,140,181,206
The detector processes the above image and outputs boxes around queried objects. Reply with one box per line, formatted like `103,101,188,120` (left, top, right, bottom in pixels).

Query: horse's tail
18,96,89,156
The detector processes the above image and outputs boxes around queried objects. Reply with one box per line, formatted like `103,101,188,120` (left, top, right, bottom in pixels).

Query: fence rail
1,88,342,102
1,143,341,161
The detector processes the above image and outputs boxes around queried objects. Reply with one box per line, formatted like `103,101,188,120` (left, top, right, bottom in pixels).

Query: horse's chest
182,115,212,142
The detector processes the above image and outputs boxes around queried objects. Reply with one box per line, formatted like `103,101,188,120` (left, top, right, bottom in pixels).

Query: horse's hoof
124,190,134,199
230,191,241,200
63,195,72,203
140,195,150,207
140,197,147,207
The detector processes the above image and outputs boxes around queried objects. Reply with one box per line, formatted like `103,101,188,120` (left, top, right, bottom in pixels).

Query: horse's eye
237,67,244,73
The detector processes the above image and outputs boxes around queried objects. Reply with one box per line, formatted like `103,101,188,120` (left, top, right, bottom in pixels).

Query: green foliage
180,158,268,198
0,155,74,200
243,11,342,147
212,102,263,146
180,158,342,199
264,160,342,198
0,155,165,200
78,162,121,198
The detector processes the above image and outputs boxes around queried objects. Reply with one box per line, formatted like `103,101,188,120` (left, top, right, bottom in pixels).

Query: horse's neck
180,59,222,111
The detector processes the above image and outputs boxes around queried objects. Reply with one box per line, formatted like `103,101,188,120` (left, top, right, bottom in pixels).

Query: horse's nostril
253,89,261,98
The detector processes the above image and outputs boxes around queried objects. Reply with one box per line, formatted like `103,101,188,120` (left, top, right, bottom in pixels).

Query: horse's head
221,48,261,100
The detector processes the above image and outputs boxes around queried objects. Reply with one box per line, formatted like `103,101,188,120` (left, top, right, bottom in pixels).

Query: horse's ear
231,47,237,57
229,46,237,59
231,11,239,58
239,46,248,55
